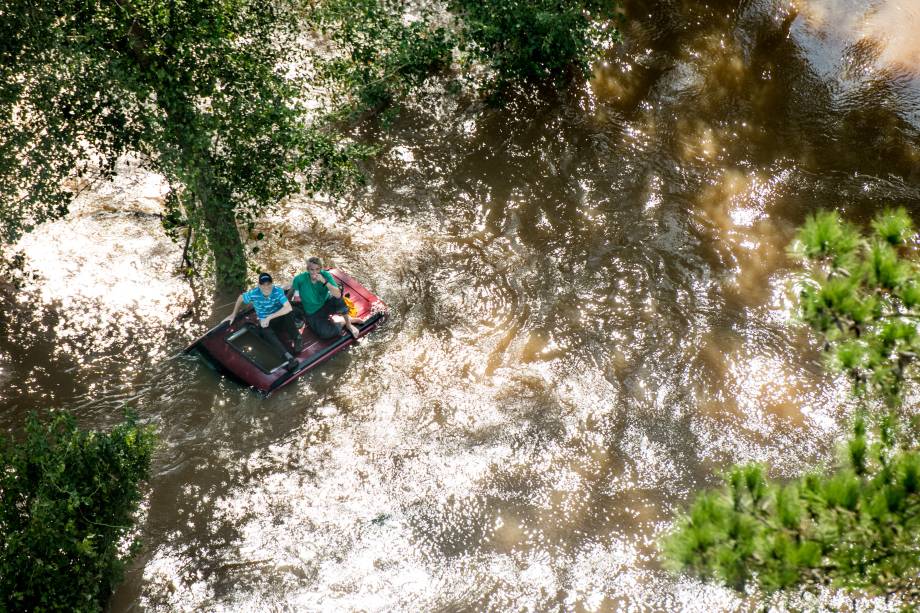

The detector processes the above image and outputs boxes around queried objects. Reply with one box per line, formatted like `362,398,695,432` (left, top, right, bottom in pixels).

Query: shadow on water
2,0,920,610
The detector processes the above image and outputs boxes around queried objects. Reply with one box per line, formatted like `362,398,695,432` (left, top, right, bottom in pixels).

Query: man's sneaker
285,358,300,372
293,339,303,354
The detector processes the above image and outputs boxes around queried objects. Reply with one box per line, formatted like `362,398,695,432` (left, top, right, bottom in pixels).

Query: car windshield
226,326,287,373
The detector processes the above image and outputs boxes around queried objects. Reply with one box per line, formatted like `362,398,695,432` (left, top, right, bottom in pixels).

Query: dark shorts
299,296,349,339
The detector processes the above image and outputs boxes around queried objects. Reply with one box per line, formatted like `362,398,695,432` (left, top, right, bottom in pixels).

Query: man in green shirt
291,256,364,339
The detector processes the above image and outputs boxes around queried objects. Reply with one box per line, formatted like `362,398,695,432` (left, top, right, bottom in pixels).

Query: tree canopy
1,0,365,291
448,0,621,92
0,411,156,612
307,0,454,121
1,0,622,292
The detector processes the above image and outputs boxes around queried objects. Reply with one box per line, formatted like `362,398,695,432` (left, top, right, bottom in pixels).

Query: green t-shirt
292,269,337,315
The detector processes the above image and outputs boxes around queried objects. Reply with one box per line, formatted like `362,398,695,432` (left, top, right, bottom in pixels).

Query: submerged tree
2,0,623,291
1,0,366,292
308,0,454,121
447,0,621,92
661,208,920,605
308,0,623,117
0,410,156,611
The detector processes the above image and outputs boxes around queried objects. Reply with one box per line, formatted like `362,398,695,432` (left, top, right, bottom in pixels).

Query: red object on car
185,269,387,396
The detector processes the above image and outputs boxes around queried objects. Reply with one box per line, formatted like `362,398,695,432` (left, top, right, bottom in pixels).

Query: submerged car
186,269,387,396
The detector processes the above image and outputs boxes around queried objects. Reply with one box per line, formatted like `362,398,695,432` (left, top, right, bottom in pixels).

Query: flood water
3,0,920,611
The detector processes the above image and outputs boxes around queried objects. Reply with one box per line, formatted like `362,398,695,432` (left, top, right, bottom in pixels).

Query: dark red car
186,269,387,396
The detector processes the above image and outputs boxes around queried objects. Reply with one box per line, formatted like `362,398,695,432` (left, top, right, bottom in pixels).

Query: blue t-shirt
242,285,288,319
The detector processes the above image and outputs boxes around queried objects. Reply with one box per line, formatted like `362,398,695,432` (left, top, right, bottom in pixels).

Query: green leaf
776,485,802,529
794,210,860,262
871,207,913,246
847,429,867,475
863,241,908,290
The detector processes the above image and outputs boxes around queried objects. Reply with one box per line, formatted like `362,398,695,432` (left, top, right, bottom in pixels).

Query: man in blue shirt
225,272,302,369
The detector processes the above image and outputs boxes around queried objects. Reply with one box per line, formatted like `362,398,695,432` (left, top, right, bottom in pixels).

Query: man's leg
255,325,295,365
291,301,307,328
271,311,303,353
327,296,361,339
306,301,345,339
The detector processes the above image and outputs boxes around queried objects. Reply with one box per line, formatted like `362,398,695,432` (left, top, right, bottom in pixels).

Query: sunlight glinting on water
798,0,920,73
5,0,920,609
694,167,800,305
260,196,430,279
11,166,193,366
132,294,765,612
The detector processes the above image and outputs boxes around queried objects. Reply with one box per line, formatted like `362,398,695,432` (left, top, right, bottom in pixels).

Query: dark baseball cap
258,272,273,284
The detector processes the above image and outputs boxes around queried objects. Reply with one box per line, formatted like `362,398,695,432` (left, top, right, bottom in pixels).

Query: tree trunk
159,98,247,293
195,169,247,294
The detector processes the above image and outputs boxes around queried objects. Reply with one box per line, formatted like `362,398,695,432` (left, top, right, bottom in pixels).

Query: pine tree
662,208,920,606
662,415,920,603
794,208,920,406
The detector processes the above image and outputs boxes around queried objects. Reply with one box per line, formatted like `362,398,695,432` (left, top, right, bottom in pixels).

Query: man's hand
260,317,270,328
310,270,324,283
225,295,244,326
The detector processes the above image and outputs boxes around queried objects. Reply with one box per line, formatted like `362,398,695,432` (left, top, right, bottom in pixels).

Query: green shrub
448,0,621,91
0,411,156,612
309,0,454,120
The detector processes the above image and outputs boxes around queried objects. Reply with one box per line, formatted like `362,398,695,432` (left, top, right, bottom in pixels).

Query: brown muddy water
2,0,920,611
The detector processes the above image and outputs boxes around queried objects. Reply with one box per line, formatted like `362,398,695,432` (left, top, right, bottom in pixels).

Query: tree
0,410,156,611
1,0,365,292
307,0,454,121
661,415,920,604
2,0,623,291
661,208,920,605
307,0,623,117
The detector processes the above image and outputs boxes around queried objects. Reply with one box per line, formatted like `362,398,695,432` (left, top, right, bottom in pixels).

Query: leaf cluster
792,208,920,405
0,1,147,243
448,0,622,93
308,0,623,117
0,411,156,612
2,0,624,290
308,0,454,121
661,416,920,602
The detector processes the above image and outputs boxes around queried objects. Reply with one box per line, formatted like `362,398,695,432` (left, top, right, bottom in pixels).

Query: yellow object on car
343,294,358,317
